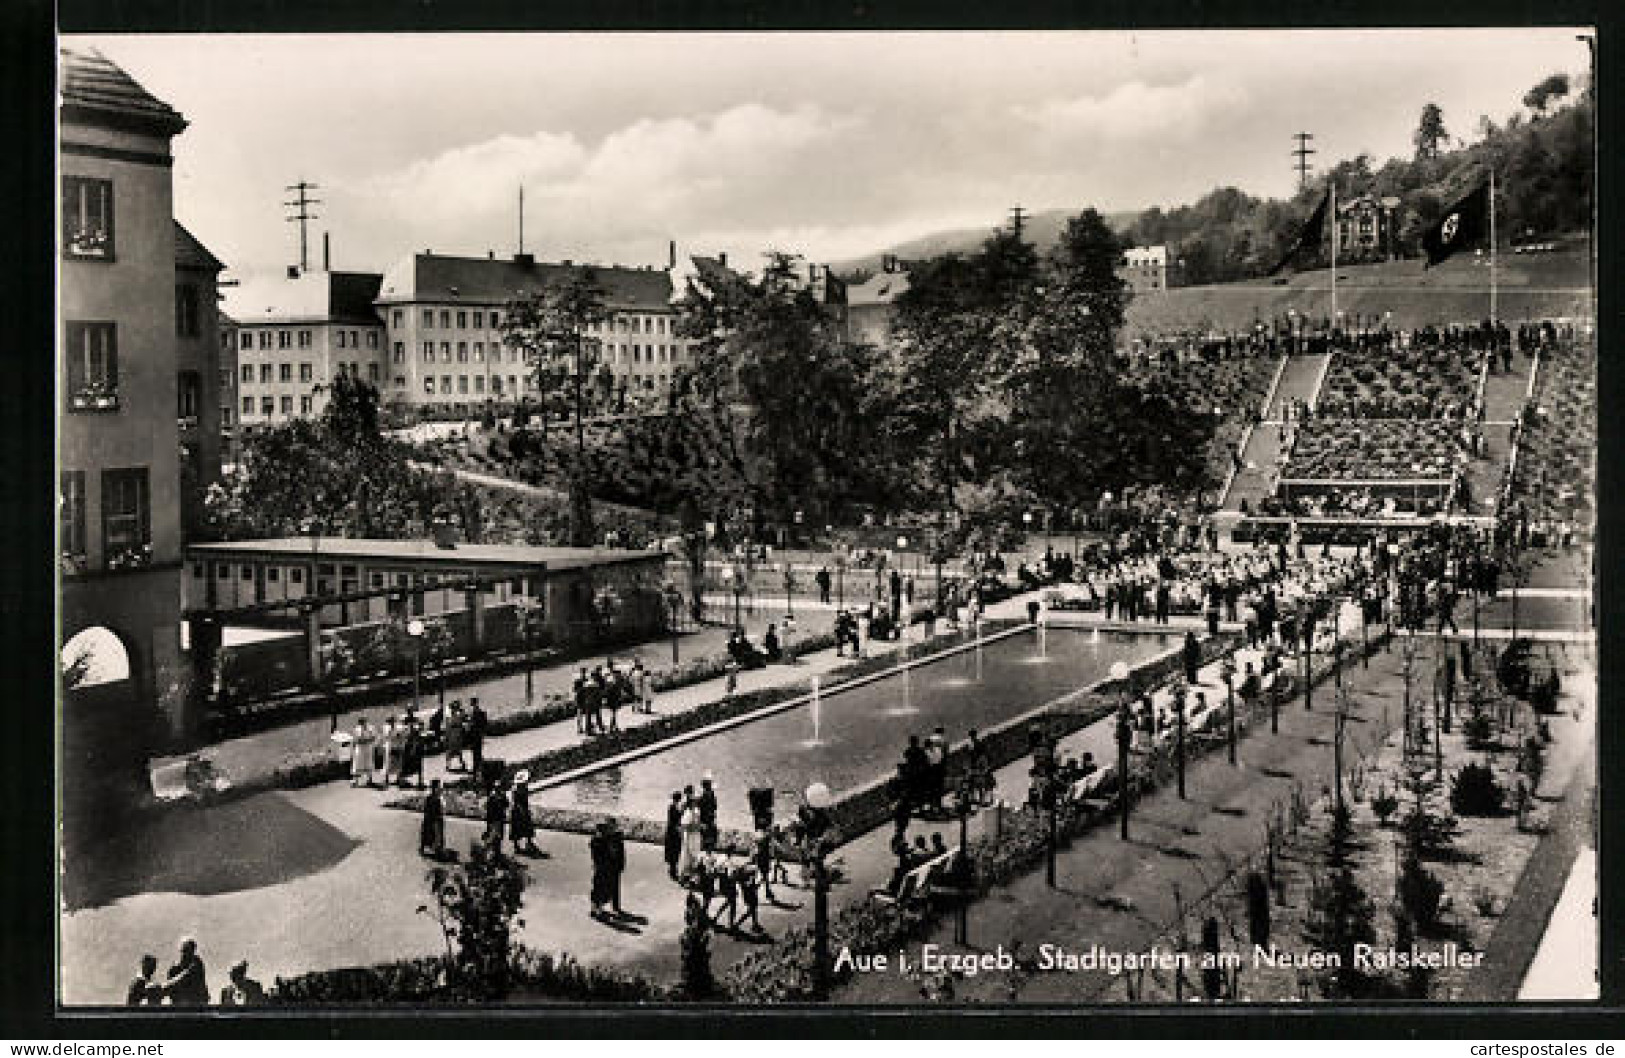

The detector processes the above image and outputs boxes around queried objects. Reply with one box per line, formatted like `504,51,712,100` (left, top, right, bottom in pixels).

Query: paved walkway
1517,848,1597,1000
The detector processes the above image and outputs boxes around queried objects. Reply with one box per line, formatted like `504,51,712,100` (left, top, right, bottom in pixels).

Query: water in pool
534,628,1170,832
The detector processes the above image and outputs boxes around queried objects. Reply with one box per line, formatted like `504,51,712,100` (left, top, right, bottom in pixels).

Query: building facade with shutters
59,48,195,756
223,269,387,429
374,250,699,417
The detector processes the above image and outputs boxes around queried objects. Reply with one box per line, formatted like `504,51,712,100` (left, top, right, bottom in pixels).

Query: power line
1291,132,1316,190
1009,204,1028,242
283,180,322,273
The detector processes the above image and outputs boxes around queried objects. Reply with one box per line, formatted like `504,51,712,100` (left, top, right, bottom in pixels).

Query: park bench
870,848,962,906
1065,764,1118,813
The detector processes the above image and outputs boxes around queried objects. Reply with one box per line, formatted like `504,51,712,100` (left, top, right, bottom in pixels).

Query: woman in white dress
677,793,704,878
379,717,398,784
350,718,376,788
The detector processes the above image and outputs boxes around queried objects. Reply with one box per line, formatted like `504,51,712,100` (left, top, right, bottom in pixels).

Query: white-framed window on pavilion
62,176,114,261
59,470,87,574
64,321,118,412
100,467,151,571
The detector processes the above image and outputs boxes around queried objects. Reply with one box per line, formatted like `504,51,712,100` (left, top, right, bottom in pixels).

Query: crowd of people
125,938,265,1007
570,660,655,735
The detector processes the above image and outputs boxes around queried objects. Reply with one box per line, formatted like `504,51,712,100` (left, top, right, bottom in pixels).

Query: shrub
1398,851,1446,935
1449,761,1506,816
1370,785,1399,826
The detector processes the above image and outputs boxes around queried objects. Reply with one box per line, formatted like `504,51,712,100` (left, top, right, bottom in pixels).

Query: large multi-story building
1118,244,1170,294
1335,193,1402,262
374,250,698,417
59,48,196,757
223,268,386,429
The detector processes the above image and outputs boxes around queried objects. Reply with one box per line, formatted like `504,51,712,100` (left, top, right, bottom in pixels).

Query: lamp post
804,781,833,999
952,772,976,945
1111,661,1132,840
1173,681,1188,800
721,566,739,631
664,583,683,665
407,618,425,716
513,595,537,707
1222,657,1238,765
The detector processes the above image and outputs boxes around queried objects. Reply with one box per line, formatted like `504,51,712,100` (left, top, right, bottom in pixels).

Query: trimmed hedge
268,945,669,1005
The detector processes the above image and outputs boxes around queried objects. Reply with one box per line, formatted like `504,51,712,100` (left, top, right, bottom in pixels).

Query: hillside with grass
1123,240,1592,335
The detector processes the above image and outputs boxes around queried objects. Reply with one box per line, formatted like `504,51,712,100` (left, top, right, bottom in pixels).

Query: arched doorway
60,625,132,691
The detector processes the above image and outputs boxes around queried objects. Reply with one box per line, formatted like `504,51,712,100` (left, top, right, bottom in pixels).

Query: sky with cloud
66,29,1589,284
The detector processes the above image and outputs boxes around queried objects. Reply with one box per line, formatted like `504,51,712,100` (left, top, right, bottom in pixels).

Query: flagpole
1330,182,1338,329
1488,168,1498,324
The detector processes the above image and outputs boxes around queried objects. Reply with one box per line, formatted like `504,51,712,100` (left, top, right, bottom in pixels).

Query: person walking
816,566,832,605
753,828,778,904
467,697,488,777
399,717,426,789
419,779,446,858
678,787,703,878
350,717,377,788
664,791,684,880
633,659,653,714
161,937,209,1006
572,668,590,733
605,818,627,916
1182,630,1202,686
698,775,719,852
483,780,509,848
444,701,467,773
378,716,399,785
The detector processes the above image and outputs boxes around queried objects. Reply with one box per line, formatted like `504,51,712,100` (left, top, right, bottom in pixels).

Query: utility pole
284,180,321,274
1291,133,1316,190
1009,205,1028,242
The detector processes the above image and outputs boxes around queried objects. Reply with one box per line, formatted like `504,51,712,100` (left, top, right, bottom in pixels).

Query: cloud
1016,76,1248,141
335,103,863,266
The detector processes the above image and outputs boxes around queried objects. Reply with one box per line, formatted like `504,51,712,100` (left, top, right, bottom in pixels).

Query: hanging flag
1422,180,1490,267
1267,190,1331,277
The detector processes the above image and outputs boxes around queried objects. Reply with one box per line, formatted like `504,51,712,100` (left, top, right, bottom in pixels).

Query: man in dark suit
663,791,684,880
698,777,719,852
467,697,488,777
162,937,209,1006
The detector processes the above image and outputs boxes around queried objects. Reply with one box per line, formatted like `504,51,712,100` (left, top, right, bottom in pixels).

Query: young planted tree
502,270,612,546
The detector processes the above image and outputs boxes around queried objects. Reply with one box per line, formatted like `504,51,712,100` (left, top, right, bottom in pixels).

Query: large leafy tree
1414,102,1449,161
202,370,479,541
889,229,1039,522
501,270,611,546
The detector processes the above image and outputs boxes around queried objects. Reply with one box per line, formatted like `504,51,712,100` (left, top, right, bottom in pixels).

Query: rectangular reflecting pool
534,628,1171,832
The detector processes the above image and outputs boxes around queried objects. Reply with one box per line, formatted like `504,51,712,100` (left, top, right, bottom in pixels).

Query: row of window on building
238,328,381,351
238,361,378,386
59,467,148,569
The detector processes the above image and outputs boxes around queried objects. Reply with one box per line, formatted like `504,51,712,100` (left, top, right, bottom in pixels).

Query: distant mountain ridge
834,208,1142,277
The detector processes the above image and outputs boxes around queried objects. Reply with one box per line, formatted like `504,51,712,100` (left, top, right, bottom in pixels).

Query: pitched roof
223,270,383,326
376,252,676,311
174,222,224,272
59,48,187,136
186,537,663,572
847,271,912,307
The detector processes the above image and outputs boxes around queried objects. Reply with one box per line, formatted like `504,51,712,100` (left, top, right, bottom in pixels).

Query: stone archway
59,622,160,835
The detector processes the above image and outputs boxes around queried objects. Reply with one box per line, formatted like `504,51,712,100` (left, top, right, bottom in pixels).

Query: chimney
718,252,728,268
514,252,535,267
286,265,300,279
322,231,331,272
668,240,677,270
488,250,495,260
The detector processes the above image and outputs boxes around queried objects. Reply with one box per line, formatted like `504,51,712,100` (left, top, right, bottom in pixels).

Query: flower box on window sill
69,389,120,413
106,544,154,572
65,229,112,260
59,553,88,576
